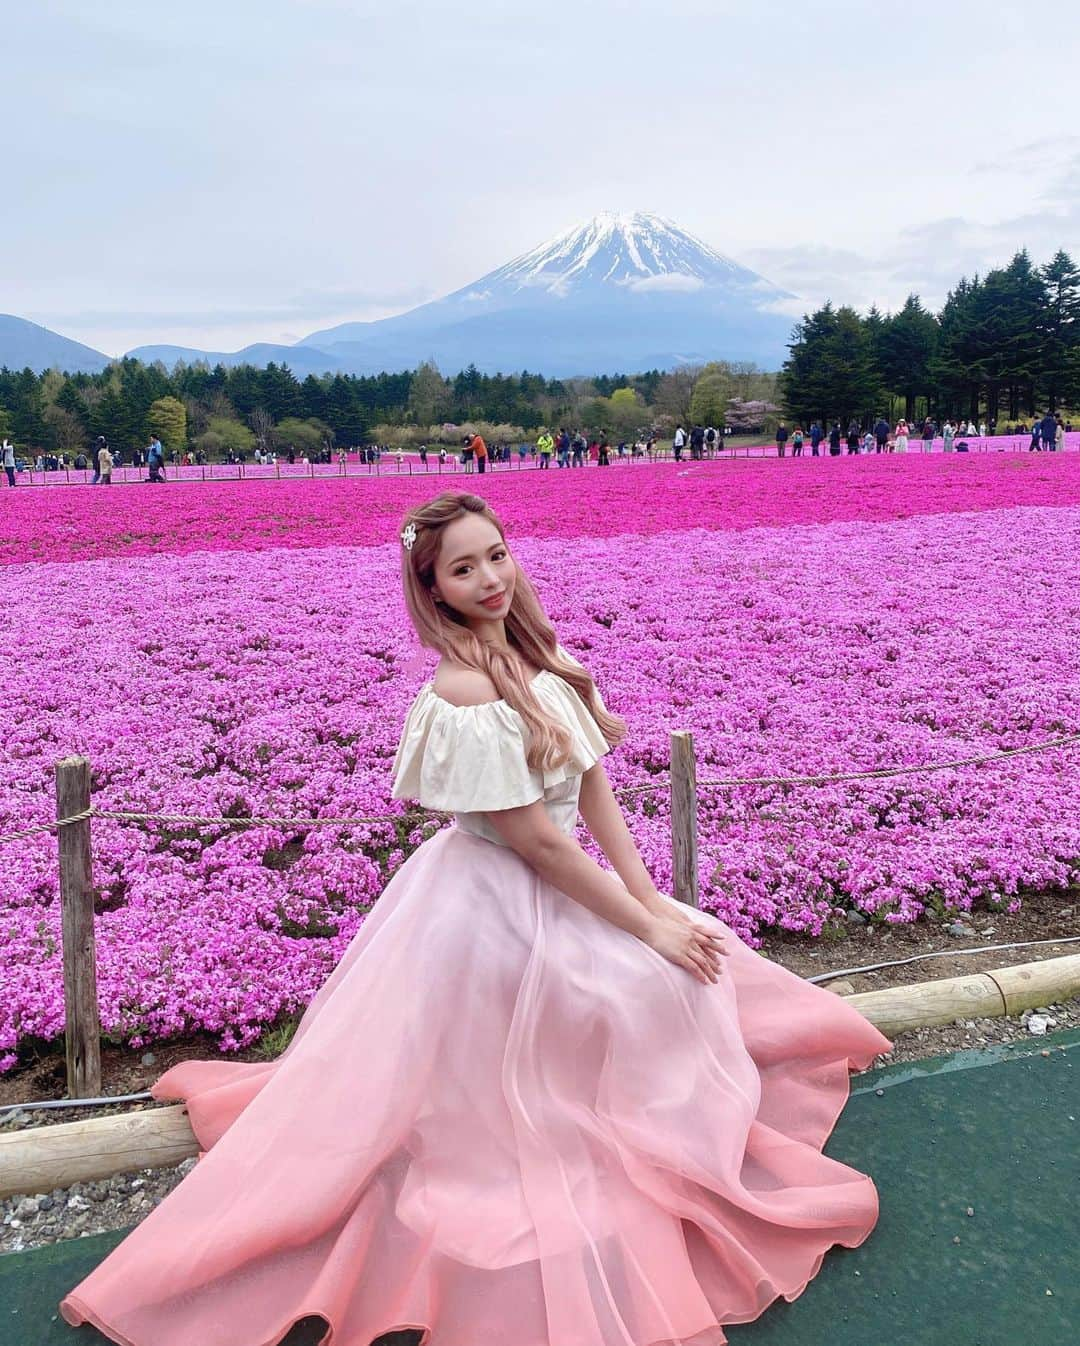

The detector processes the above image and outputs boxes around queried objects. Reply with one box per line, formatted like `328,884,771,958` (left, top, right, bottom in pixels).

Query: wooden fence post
55,757,101,1098
670,731,699,908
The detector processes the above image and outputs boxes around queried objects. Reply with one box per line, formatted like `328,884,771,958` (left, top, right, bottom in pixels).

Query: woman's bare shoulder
431,660,501,707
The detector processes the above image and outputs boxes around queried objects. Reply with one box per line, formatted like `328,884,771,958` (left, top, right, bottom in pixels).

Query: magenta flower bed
2,502,1079,1070
3,453,1079,565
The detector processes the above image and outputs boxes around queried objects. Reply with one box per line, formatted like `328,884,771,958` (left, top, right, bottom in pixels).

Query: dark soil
758,887,1078,990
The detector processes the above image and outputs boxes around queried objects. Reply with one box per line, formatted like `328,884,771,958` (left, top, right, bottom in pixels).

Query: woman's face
432,514,516,625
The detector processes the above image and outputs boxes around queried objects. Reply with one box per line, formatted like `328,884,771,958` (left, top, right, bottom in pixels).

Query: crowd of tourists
444,425,727,473
3,410,1074,489
772,412,1070,457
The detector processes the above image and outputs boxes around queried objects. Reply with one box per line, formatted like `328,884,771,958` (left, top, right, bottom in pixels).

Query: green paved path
2,1030,1076,1346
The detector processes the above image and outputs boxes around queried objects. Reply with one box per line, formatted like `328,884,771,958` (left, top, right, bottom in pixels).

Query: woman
942,420,955,453
61,492,890,1346
893,419,909,453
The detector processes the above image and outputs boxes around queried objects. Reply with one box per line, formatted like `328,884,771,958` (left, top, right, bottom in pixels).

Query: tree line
781,249,1080,429
0,354,775,458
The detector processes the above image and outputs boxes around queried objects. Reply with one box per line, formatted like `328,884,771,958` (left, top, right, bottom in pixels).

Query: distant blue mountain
124,342,349,377
299,212,797,375
0,314,111,373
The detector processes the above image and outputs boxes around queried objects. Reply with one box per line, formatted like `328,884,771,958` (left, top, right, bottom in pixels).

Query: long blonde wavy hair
399,492,625,770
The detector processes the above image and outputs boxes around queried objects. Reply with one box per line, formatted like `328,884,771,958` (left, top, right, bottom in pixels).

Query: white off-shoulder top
391,656,611,847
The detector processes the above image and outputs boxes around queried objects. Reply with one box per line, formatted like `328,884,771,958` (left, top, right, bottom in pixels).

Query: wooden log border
3,952,1078,1201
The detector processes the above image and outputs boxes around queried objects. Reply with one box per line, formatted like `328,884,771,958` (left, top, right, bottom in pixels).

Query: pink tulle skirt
60,827,890,1346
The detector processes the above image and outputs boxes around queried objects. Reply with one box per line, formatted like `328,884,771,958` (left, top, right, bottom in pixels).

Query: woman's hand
638,889,698,929
641,911,728,985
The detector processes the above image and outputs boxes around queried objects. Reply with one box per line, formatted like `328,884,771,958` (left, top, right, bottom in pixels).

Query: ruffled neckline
391,665,610,812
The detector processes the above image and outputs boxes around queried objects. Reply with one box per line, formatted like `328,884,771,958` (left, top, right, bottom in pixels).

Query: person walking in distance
672,424,686,461
146,434,166,483
91,435,108,485
873,415,889,454
2,439,15,488
828,421,842,456
845,420,861,455
809,420,823,457
98,441,114,485
774,421,789,457
1040,410,1057,453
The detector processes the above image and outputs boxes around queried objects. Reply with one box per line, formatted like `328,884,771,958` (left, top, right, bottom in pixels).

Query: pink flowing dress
60,664,891,1346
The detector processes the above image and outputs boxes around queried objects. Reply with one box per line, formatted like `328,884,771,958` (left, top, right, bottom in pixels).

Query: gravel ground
3,992,1077,1257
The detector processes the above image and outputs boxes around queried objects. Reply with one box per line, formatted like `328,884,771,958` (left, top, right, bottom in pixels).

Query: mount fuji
18,213,802,377
296,212,797,375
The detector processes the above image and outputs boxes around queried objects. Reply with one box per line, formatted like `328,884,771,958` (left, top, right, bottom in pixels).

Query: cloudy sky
5,0,1079,355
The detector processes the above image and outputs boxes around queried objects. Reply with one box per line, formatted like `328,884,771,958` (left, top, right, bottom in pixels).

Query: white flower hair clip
400,522,418,552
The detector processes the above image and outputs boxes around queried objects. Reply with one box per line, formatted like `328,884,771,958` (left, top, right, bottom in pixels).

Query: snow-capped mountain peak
296,211,796,375
486,211,746,296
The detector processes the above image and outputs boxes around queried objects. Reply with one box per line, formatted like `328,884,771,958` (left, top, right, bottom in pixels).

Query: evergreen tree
1040,250,1080,412
260,363,302,420
7,369,47,447
325,376,368,445
54,379,90,436
452,364,483,419
931,277,981,421
225,366,267,418
781,304,881,426
300,374,329,423
88,384,133,450
968,265,1021,426
878,295,938,421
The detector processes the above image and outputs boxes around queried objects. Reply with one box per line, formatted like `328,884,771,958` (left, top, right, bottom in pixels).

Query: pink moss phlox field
3,454,1080,564
3,504,1080,1070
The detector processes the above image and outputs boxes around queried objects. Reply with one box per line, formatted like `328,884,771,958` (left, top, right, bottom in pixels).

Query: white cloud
756,295,808,319
742,144,1080,318
621,273,705,294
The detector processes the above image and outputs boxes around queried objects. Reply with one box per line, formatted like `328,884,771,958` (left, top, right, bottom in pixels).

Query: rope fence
4,729,1078,848
6,726,1079,1097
